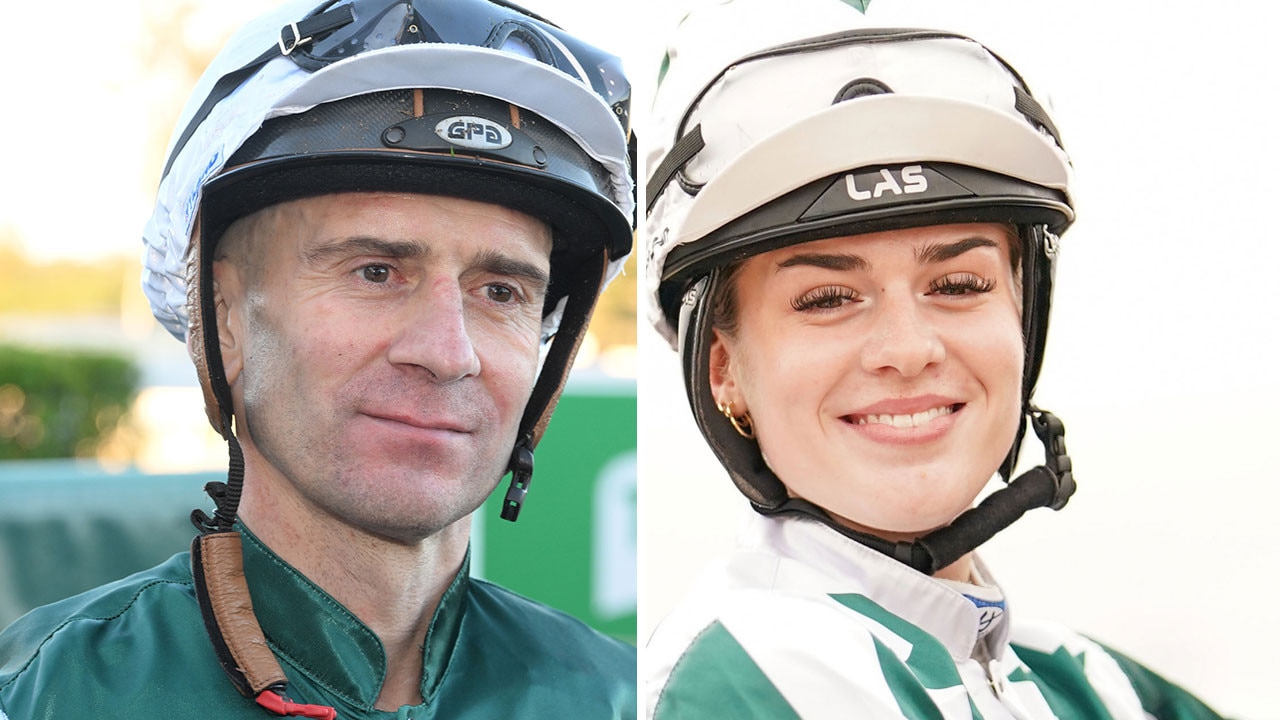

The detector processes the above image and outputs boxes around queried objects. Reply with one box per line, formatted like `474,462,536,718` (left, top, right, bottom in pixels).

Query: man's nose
859,292,944,378
387,278,481,383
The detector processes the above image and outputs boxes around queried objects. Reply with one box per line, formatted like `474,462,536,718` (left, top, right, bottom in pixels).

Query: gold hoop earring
717,400,755,440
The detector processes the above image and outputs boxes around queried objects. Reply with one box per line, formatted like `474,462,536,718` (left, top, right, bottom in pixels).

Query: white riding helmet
646,0,1075,574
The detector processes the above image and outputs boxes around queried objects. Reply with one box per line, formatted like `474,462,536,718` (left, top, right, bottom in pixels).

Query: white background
2,1,1277,718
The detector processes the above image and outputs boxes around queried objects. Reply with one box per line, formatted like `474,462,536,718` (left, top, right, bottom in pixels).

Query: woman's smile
840,401,963,446
848,404,956,428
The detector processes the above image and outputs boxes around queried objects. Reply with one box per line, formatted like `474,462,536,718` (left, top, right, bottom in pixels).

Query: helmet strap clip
1028,406,1075,510
500,441,535,522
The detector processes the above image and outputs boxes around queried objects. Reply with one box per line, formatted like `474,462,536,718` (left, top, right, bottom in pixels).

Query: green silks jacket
0,526,636,719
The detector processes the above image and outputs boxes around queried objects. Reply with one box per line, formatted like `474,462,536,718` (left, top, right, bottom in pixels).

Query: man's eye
486,284,516,303
361,265,390,283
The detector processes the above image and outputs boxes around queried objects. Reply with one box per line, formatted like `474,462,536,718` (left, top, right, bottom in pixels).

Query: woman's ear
708,329,742,410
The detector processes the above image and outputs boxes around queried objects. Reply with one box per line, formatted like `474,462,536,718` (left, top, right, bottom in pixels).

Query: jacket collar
239,524,469,708
731,512,1010,661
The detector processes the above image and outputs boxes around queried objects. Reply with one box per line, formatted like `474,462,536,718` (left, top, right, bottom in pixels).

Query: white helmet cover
146,1,633,345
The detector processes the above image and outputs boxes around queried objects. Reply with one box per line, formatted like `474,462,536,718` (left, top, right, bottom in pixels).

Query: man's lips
360,411,472,434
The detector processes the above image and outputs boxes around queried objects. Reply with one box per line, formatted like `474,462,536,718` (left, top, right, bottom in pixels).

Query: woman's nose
859,292,945,378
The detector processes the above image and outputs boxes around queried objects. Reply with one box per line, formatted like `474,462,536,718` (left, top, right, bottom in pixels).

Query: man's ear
212,259,245,387
708,329,744,411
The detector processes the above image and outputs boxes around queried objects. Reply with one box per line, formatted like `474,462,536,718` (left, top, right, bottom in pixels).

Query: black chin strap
192,413,247,535
765,408,1076,576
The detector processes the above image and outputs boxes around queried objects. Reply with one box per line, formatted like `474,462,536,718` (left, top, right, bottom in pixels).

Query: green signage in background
476,385,637,644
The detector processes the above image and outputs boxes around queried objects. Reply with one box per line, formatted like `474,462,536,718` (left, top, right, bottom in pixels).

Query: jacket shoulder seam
0,578,193,694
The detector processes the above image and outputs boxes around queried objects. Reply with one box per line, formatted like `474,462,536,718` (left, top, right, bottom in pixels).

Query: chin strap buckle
500,443,535,522
277,22,309,55
1029,407,1075,510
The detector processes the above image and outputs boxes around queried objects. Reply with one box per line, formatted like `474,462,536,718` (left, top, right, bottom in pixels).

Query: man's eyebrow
303,237,424,265
916,237,999,264
776,253,868,272
303,238,550,287
473,248,551,290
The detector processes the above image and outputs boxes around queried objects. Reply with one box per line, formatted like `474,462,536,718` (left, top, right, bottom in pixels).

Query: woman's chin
820,498,970,542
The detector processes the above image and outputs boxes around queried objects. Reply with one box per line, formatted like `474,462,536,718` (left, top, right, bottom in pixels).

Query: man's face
216,192,552,542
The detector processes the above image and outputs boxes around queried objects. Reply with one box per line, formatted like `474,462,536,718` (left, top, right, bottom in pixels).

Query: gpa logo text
435,116,513,150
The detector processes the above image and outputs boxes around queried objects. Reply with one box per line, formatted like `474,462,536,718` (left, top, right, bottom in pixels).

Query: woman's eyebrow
775,252,868,272
916,237,998,264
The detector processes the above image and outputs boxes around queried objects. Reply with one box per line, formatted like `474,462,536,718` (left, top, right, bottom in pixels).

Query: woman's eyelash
929,273,995,295
791,286,856,311
789,274,994,310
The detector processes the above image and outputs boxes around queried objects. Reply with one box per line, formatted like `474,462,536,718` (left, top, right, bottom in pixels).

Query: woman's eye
791,286,857,312
360,265,391,283
929,273,995,296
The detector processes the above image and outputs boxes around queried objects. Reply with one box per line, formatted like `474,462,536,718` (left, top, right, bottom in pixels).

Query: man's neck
237,463,470,710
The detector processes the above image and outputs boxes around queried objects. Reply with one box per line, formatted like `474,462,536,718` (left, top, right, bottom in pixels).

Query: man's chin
346,507,479,546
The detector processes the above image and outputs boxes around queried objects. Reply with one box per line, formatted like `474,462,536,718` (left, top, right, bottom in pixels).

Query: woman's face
710,222,1024,537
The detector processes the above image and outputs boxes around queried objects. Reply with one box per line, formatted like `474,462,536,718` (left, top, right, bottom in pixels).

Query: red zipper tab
256,690,338,720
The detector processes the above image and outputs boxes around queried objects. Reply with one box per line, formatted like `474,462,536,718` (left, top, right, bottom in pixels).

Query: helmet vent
832,77,893,104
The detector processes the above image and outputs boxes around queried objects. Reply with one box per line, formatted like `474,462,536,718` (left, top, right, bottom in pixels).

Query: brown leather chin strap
185,221,233,439
190,533,287,697
191,532,338,719
188,211,251,446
